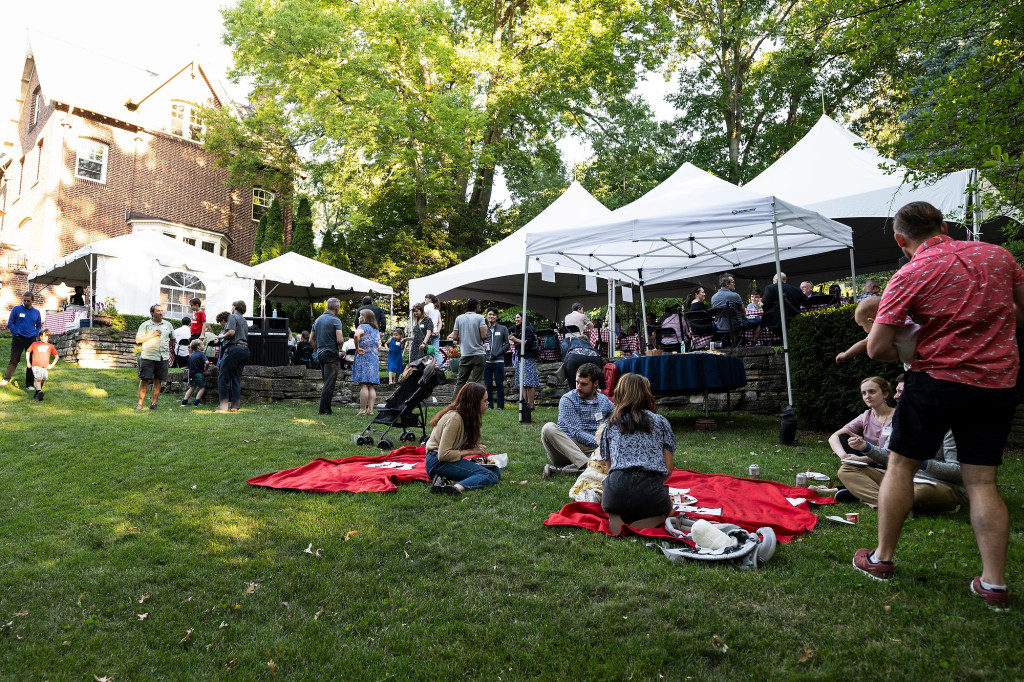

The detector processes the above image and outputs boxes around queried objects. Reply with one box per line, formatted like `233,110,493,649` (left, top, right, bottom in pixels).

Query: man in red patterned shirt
852,202,1024,609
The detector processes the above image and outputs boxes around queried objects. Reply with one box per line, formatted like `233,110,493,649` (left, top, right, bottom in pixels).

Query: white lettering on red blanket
365,462,417,470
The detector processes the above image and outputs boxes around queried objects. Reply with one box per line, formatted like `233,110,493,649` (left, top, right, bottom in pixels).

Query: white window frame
160,271,207,319
170,101,204,142
253,188,274,221
130,219,231,257
75,139,108,183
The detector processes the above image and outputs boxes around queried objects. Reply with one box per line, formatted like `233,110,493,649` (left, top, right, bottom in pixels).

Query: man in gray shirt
311,297,345,415
450,297,488,390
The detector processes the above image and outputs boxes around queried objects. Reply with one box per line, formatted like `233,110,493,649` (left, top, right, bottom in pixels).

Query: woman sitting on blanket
599,373,677,534
424,382,500,495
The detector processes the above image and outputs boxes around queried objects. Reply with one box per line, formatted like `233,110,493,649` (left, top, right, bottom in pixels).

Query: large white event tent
524,162,855,405
249,251,394,318
739,115,977,282
28,232,256,317
408,182,618,322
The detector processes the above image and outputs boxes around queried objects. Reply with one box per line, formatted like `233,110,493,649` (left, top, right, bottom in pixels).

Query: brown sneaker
852,548,894,581
970,577,1011,611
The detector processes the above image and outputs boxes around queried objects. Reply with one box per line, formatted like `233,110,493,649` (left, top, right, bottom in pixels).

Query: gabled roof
24,31,236,126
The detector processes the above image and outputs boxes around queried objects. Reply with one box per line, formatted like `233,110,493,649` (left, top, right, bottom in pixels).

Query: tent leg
89,253,95,314
639,278,648,354
608,278,616,358
260,278,267,318
518,255,530,414
849,248,856,302
772,221,794,407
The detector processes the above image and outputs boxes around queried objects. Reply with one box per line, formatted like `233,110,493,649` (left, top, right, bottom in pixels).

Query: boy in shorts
28,329,59,401
181,339,209,406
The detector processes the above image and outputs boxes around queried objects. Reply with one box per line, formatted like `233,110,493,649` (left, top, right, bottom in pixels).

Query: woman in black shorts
599,373,676,534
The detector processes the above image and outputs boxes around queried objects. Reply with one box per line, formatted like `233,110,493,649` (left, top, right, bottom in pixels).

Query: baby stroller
356,356,444,450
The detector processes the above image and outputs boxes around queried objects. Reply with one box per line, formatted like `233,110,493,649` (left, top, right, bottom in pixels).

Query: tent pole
518,255,529,410
609,278,616,358
389,294,394,329
772,220,794,406
89,253,95,314
849,248,856,301
972,168,981,241
260,278,267,317
639,269,648,354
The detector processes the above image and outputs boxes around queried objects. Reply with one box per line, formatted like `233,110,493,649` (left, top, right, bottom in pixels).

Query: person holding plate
424,383,499,495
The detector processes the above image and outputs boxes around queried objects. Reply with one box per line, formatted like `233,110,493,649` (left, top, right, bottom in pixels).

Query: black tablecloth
614,353,747,395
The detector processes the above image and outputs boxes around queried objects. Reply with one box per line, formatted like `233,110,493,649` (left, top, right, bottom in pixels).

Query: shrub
789,304,903,429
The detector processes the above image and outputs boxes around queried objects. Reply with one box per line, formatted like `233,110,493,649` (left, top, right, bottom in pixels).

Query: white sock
980,578,1007,591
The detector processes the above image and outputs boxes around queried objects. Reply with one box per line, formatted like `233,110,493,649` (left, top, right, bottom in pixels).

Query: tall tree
260,199,285,263
250,211,269,266
664,0,888,183
214,0,673,294
288,196,316,257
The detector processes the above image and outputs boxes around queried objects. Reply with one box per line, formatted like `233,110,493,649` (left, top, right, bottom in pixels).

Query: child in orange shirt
28,328,59,401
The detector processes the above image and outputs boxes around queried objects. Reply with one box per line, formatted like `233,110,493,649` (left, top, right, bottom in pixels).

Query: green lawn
1,337,1022,680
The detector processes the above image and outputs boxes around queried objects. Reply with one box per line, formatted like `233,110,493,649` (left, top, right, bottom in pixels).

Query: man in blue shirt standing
3,291,43,387
541,363,614,478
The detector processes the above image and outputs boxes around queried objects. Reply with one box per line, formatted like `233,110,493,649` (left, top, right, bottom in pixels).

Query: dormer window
170,101,204,141
30,87,42,128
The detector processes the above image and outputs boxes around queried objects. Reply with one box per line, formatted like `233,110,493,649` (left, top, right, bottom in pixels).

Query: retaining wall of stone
47,329,1024,441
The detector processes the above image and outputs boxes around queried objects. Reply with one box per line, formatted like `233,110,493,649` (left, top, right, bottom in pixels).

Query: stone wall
50,327,138,368
164,364,456,408
46,330,1024,439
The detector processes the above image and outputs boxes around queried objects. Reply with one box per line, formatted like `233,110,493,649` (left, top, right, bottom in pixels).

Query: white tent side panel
95,255,253,318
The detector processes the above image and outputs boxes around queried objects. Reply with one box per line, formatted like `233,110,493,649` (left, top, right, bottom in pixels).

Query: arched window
160,272,206,318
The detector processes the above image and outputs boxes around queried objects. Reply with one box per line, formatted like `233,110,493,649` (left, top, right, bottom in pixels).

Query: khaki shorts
31,367,49,382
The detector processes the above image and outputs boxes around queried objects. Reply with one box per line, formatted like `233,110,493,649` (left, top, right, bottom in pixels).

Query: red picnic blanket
544,469,835,543
248,446,431,493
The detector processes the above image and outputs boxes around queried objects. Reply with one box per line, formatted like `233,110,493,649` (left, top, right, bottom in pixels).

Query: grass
1,336,1022,680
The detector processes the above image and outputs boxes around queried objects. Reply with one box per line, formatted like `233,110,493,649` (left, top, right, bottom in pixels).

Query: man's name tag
594,411,604,422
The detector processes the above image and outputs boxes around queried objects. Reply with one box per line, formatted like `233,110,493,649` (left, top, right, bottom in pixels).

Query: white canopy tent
523,163,855,406
738,115,977,284
249,251,394,319
745,115,973,220
28,232,256,318
408,182,616,322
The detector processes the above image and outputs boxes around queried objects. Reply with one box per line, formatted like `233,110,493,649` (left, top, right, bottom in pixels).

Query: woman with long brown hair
598,373,676,534
424,382,499,494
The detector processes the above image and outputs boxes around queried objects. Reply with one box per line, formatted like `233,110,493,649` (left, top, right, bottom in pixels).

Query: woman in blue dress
353,309,382,415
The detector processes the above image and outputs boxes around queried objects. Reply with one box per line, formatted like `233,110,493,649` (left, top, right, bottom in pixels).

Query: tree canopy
206,0,1023,305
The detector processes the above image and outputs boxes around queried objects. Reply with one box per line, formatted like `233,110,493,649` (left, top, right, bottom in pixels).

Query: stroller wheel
419,434,429,446
356,436,370,446
377,439,394,451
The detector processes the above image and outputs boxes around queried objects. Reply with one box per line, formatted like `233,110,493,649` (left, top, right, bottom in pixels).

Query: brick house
0,33,287,320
